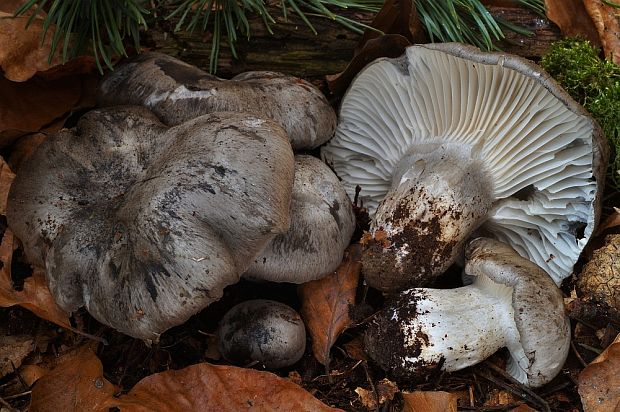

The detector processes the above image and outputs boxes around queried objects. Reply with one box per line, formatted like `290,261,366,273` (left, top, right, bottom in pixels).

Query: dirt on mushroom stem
361,144,494,292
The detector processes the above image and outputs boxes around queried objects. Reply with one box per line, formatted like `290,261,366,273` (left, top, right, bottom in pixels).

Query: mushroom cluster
7,54,355,341
321,44,607,386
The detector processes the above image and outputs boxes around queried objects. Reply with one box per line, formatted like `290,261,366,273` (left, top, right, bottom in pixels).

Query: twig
3,391,31,400
577,342,603,355
362,361,379,412
0,395,17,412
571,340,589,368
478,362,550,412
538,380,573,397
66,326,108,345
571,316,602,332
458,402,527,411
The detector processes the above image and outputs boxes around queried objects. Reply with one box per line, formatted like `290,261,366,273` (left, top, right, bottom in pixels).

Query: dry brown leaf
357,0,426,49
326,35,411,95
509,405,538,412
114,363,342,412
484,389,521,407
19,364,49,387
0,71,98,147
0,1,28,13
355,378,398,409
0,335,33,378
7,133,47,172
299,244,362,367
544,0,601,45
0,230,71,328
0,158,15,214
326,0,425,94
343,336,369,361
29,345,117,412
0,11,63,82
402,391,458,412
579,333,620,412
597,208,620,234
584,0,620,65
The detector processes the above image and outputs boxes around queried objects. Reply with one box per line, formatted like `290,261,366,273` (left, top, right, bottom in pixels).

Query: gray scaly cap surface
364,238,570,388
244,155,356,283
322,43,608,290
7,106,295,341
97,52,337,150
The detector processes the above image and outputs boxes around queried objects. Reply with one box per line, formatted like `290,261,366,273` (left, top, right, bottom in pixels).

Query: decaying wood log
142,5,562,79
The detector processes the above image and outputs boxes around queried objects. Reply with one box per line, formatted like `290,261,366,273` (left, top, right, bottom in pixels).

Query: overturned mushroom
364,238,570,388
322,43,607,290
97,53,336,150
7,106,295,341
245,155,356,283
218,299,306,369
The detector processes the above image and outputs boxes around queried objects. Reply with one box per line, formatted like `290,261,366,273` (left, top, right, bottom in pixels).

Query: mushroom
6,106,295,341
244,155,356,283
97,52,336,150
322,43,608,291
218,299,306,369
364,237,570,388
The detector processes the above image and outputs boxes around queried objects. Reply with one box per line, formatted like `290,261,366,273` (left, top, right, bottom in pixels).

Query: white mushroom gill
323,44,602,286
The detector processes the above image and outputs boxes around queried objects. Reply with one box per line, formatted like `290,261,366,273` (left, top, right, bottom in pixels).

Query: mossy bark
143,5,561,79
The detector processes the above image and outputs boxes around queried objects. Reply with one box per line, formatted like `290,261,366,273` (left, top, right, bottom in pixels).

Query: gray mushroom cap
322,43,607,289
218,299,306,369
244,155,356,283
97,53,337,150
364,238,570,388
7,106,295,341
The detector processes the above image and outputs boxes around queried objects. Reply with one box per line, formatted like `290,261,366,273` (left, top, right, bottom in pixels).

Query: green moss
541,39,620,189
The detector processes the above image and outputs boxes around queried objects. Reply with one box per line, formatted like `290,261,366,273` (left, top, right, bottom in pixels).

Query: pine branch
13,0,545,74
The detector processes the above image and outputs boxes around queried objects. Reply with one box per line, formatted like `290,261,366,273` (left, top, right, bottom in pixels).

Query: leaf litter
1,1,620,411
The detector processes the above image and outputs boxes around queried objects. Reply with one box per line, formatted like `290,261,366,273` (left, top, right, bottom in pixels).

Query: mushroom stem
364,277,516,379
362,143,494,291
365,238,571,388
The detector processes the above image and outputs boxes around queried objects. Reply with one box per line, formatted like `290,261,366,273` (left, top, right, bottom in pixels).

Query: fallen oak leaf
578,333,620,412
356,0,426,50
0,230,71,328
114,363,342,412
355,378,398,410
0,71,98,147
0,157,15,214
327,0,425,95
584,0,620,65
29,345,118,412
0,334,33,379
544,0,601,45
401,391,458,412
326,35,411,95
299,244,362,368
0,8,63,82
18,364,48,387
